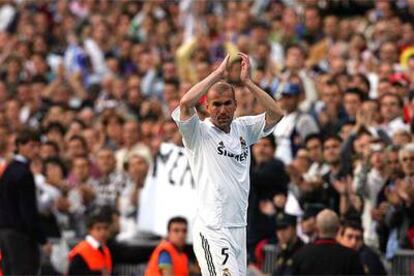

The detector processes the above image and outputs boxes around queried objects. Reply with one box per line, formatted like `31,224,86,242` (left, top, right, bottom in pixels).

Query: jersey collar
14,154,28,163
205,117,233,134
86,235,101,249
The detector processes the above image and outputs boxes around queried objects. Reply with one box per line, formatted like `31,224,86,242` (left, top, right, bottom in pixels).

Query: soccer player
172,53,283,275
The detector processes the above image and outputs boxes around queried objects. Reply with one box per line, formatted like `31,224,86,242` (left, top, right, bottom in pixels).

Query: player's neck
216,124,231,133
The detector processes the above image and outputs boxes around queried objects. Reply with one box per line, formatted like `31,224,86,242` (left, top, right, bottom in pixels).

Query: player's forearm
179,70,221,119
244,79,283,123
180,71,221,108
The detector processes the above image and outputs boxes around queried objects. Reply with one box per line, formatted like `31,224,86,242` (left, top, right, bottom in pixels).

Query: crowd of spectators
0,0,414,274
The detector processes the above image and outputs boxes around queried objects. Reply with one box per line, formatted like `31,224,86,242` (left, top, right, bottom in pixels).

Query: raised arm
179,54,230,121
238,52,283,130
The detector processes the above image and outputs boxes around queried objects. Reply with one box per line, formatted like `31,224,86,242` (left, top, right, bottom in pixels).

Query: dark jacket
299,170,343,214
107,239,153,264
359,245,387,275
0,158,46,244
248,158,289,260
292,238,364,275
385,201,414,249
273,238,305,276
68,255,102,276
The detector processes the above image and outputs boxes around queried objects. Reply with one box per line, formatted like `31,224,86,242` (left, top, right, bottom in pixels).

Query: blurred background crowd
0,0,414,274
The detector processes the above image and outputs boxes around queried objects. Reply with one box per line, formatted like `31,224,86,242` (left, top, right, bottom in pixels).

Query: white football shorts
193,219,247,276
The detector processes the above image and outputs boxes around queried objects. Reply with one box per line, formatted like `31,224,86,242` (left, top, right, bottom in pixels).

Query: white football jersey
172,107,275,229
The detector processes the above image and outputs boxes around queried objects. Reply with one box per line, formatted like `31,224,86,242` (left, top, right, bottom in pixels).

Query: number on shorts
221,247,229,265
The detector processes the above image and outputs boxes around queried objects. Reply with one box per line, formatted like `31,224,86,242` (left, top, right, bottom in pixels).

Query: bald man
292,210,364,275
172,53,283,275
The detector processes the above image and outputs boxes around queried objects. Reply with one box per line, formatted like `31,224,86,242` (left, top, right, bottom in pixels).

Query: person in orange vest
67,209,112,275
145,217,189,276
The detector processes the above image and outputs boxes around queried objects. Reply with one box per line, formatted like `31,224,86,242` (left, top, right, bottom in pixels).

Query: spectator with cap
337,219,387,275
253,212,304,274
292,209,364,275
273,82,319,164
272,213,304,276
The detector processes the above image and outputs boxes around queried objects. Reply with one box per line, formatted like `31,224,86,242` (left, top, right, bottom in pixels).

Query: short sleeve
238,113,276,146
158,250,172,268
171,106,202,150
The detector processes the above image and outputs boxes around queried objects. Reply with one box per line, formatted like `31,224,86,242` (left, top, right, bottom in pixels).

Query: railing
113,264,147,276
44,237,414,275
263,244,414,275
263,244,278,274
391,250,414,276
44,237,155,275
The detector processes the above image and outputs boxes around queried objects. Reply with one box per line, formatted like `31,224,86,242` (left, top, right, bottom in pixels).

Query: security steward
272,213,304,276
145,217,189,276
67,209,112,276
292,209,364,275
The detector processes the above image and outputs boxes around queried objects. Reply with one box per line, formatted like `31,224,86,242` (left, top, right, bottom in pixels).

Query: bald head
207,82,235,102
316,209,340,238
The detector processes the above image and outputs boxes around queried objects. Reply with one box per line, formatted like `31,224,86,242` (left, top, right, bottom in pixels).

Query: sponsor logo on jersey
217,137,248,162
